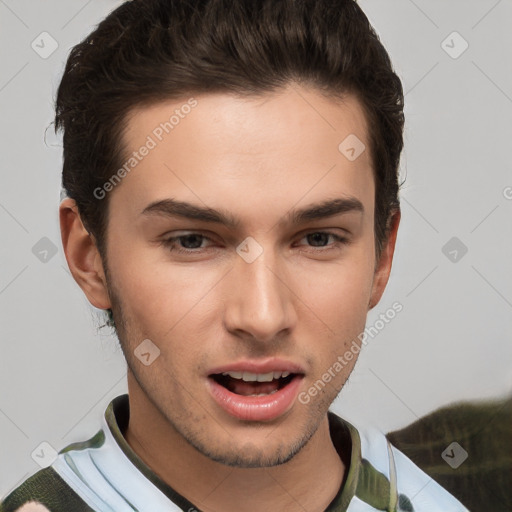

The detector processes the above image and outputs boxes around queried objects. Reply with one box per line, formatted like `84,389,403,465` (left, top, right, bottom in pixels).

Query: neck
124,373,345,512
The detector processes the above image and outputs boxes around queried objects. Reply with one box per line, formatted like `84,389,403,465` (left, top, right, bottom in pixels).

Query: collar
103,394,395,512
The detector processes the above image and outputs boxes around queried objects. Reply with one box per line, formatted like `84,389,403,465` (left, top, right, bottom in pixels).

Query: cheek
297,264,373,387
291,252,376,382
299,256,375,332
109,244,224,340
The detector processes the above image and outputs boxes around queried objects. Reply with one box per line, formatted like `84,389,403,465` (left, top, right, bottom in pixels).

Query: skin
15,504,50,512
60,84,400,512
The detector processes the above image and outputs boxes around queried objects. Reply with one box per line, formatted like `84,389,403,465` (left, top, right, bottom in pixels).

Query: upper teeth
221,371,290,382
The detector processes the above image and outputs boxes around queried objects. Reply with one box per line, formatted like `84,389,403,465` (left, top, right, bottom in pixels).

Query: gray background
1,0,511,497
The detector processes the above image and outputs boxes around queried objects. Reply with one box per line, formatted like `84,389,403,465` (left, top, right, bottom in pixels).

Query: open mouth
210,371,297,397
207,366,305,421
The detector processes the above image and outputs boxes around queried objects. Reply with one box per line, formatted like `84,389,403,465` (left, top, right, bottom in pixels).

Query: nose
222,245,297,344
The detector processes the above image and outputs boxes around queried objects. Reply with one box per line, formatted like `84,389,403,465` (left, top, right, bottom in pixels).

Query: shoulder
361,423,468,512
0,467,94,512
328,411,469,512
387,397,512,512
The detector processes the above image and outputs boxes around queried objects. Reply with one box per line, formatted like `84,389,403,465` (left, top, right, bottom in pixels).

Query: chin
194,440,302,468
181,419,318,469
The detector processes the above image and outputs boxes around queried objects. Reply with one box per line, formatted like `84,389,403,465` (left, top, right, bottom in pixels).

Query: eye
296,231,349,251
159,230,350,258
161,232,216,253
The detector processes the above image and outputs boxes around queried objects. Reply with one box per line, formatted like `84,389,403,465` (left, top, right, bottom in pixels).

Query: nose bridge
224,240,295,341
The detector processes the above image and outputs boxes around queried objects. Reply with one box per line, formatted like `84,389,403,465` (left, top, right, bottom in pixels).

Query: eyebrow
140,197,364,228
286,197,364,226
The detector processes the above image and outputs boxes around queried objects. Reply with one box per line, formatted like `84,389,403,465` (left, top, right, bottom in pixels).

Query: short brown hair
56,0,404,274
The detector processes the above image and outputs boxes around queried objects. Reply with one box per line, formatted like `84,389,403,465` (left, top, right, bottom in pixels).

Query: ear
368,210,400,310
59,198,112,310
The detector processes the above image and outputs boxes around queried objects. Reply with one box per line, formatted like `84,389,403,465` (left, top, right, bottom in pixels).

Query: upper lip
207,357,305,376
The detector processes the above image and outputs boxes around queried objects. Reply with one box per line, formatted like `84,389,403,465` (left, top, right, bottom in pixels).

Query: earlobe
59,198,112,310
368,210,401,310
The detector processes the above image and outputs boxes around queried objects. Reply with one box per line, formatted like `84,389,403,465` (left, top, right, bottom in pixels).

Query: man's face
102,85,385,467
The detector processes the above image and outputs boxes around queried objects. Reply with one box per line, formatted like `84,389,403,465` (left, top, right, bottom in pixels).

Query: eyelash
160,231,349,255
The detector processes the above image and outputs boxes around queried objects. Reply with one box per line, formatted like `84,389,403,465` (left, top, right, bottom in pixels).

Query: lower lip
207,375,304,422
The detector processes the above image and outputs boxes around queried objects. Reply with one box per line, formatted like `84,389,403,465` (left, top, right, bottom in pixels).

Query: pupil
307,233,328,247
181,234,203,249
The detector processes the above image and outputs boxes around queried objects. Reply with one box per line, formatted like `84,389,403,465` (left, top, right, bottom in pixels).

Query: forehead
114,85,374,225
